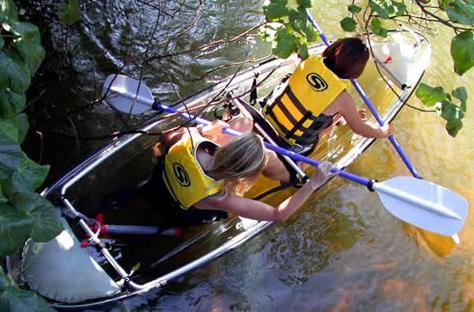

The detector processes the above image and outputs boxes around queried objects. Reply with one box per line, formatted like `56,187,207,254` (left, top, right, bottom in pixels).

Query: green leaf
11,22,41,43
369,0,390,18
57,0,81,26
0,88,26,119
445,117,463,137
0,37,4,50
263,2,290,21
296,0,312,8
296,7,318,42
446,0,474,25
451,31,474,76
415,82,449,106
387,4,395,15
0,185,7,204
438,0,451,10
0,204,32,256
440,100,465,120
370,18,388,37
452,86,468,102
11,192,62,242
0,114,28,144
302,26,319,42
0,135,23,180
393,1,407,16
11,156,49,193
273,27,298,58
298,44,309,59
0,0,18,24
0,10,4,24
452,86,468,112
0,284,54,312
289,9,306,33
16,113,28,143
0,118,18,142
0,52,30,93
10,40,45,75
348,4,363,13
340,17,357,32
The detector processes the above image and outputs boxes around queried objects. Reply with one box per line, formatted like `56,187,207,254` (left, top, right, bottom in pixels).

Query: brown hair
322,37,369,79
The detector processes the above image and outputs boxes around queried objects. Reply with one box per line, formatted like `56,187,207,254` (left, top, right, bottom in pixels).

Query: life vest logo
173,163,191,187
306,73,328,92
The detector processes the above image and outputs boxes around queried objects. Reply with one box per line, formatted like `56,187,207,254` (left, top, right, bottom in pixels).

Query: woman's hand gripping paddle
102,74,468,237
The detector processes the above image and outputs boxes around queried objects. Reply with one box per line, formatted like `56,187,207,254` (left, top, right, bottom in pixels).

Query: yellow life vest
264,55,348,146
162,132,223,209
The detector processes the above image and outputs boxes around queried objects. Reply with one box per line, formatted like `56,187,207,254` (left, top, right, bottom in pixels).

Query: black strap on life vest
265,86,332,145
266,111,319,145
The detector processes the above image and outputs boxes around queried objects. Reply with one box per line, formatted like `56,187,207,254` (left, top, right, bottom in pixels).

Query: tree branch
413,0,473,31
146,21,267,62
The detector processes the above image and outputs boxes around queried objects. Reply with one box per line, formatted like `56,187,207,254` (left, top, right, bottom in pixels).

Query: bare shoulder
323,90,353,115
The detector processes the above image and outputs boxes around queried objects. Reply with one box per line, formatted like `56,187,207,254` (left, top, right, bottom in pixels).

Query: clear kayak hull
5,29,431,310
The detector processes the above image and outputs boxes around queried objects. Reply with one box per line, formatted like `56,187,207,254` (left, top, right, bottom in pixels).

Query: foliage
261,0,319,59
0,267,54,312
261,0,472,137
415,83,466,136
0,0,63,310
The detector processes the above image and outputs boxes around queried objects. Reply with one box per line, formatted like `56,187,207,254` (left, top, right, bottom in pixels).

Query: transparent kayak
5,29,431,310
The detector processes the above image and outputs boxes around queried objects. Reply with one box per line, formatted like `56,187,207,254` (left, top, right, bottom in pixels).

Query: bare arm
328,91,390,138
195,162,334,221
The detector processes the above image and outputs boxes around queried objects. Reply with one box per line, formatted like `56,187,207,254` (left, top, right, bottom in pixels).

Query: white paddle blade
373,176,468,236
102,74,154,115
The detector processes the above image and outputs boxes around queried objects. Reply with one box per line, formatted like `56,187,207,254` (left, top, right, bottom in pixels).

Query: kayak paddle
102,74,468,237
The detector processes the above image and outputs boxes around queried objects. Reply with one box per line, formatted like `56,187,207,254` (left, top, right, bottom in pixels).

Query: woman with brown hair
146,118,334,227
263,37,390,154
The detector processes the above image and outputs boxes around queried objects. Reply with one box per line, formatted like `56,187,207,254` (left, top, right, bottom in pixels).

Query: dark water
23,1,474,311
25,0,266,180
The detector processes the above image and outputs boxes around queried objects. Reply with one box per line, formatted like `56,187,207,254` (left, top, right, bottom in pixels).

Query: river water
27,1,473,311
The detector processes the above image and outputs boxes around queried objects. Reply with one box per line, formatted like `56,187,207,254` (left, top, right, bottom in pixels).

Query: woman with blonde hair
146,117,334,226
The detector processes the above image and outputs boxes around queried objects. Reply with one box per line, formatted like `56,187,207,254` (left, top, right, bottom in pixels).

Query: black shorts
140,158,228,227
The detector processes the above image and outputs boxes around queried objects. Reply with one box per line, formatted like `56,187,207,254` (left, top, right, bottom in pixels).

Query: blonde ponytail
207,132,267,195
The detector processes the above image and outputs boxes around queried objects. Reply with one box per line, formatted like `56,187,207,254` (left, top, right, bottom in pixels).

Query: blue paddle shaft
306,12,421,179
156,102,371,187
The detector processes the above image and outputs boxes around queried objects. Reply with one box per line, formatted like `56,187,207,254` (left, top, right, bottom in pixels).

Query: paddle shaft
306,12,421,178
155,102,372,187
